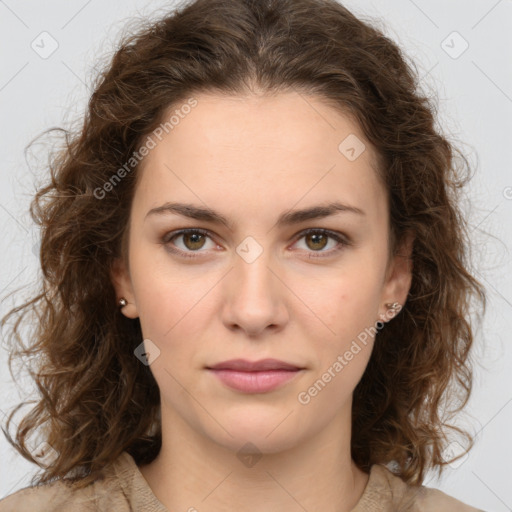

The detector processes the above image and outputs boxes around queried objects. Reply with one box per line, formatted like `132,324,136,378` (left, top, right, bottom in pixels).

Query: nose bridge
222,235,287,335
236,245,274,294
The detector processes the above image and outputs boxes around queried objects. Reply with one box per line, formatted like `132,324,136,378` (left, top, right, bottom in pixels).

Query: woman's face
112,91,412,454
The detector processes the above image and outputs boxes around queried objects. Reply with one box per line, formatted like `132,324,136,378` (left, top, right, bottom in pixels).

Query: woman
0,0,487,510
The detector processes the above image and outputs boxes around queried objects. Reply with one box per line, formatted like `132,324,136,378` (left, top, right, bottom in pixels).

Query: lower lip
207,369,302,393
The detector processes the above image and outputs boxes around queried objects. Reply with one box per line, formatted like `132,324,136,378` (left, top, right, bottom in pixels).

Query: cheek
296,326,375,426
291,265,382,393
129,243,211,330
293,264,382,341
298,289,378,413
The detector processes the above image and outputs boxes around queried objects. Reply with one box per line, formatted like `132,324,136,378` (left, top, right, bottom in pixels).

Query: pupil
185,233,204,249
309,233,327,250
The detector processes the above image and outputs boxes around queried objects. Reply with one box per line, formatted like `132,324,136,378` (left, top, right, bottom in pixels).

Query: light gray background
0,0,511,510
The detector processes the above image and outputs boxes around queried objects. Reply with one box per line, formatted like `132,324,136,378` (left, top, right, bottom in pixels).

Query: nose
221,248,289,338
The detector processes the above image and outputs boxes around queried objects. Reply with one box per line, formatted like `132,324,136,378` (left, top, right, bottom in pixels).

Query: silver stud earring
118,298,128,308
385,302,401,311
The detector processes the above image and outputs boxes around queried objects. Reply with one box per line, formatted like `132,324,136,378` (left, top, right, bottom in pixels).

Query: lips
206,358,304,393
206,358,302,372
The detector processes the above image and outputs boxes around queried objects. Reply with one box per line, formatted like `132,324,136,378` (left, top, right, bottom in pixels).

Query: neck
139,401,370,512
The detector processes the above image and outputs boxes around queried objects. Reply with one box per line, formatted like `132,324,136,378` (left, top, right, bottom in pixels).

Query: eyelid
161,228,217,258
161,227,351,258
291,228,351,258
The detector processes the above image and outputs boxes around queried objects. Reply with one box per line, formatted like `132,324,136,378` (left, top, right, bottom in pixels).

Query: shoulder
0,453,135,512
354,463,487,512
0,479,92,512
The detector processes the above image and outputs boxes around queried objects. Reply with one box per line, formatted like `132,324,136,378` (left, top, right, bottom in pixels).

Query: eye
162,228,218,258
292,228,350,258
161,228,351,259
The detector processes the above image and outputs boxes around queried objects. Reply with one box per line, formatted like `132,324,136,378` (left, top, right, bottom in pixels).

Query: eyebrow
144,201,365,230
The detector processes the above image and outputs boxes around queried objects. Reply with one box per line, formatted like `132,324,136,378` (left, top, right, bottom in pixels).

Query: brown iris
183,232,206,250
305,232,328,251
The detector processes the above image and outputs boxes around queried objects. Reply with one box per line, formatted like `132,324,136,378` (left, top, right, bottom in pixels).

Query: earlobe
110,257,139,319
380,231,414,322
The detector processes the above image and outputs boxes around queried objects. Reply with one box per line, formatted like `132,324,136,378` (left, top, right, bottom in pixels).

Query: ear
110,257,139,319
378,231,414,323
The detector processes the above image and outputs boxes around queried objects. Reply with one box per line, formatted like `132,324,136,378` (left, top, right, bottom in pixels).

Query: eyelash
161,228,351,260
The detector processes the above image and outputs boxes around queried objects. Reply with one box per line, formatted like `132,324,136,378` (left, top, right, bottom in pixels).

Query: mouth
205,359,305,393
206,358,303,372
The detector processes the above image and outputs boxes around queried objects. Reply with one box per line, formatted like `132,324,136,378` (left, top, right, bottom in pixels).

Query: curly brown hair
1,0,486,490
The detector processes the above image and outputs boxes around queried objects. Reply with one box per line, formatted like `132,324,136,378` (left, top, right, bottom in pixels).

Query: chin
202,414,305,455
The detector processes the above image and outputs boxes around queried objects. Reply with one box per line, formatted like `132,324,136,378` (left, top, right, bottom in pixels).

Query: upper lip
207,358,303,371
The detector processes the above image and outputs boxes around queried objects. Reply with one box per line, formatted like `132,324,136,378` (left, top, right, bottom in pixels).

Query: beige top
0,451,485,511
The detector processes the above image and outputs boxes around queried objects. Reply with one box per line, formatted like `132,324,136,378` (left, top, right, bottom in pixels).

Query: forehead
134,91,386,223
147,91,374,163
